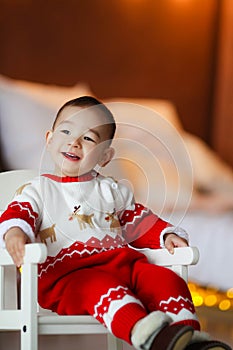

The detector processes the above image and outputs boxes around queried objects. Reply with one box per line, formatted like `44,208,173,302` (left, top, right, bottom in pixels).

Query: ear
45,130,53,145
98,147,115,168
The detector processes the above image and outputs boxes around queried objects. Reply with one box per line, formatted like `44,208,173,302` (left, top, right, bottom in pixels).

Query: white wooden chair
0,169,199,350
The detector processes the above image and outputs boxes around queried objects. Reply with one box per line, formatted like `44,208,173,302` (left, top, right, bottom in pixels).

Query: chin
62,168,90,177
54,167,78,177
62,170,80,177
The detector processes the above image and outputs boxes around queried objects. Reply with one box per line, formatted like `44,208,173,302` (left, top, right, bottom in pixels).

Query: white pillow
0,74,92,109
0,84,55,170
0,75,92,170
104,97,183,132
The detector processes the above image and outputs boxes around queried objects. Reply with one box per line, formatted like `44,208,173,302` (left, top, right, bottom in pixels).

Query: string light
188,282,233,311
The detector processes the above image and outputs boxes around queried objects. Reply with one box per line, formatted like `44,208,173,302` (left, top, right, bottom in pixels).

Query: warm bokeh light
188,282,233,311
227,288,233,299
219,300,231,311
192,295,204,307
204,295,218,307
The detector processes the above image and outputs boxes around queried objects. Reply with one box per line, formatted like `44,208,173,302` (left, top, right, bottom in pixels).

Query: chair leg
21,263,38,350
107,333,123,350
21,326,38,350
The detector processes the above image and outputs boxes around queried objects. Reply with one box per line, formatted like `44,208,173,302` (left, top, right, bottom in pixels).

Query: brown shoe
149,324,194,350
185,340,232,350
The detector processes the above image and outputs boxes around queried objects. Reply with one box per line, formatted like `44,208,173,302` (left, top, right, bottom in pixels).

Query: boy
0,96,230,350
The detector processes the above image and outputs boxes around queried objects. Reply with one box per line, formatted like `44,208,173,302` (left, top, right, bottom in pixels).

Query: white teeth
63,152,79,159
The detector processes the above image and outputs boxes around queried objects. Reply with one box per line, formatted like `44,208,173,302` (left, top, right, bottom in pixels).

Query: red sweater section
120,203,170,249
0,201,38,231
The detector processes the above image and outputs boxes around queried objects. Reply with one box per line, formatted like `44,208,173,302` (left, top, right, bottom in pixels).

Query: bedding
0,74,233,291
173,209,233,291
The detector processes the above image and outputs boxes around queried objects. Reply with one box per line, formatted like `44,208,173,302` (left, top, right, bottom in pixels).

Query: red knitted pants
45,250,200,344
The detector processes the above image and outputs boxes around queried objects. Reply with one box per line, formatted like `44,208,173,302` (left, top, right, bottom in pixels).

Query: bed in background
0,74,233,292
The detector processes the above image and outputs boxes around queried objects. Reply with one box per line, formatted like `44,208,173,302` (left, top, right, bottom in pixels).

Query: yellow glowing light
193,295,203,307
219,300,231,311
204,295,217,307
188,282,233,310
227,288,233,299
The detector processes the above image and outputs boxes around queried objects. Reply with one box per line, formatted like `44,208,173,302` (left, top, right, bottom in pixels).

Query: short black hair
52,96,116,140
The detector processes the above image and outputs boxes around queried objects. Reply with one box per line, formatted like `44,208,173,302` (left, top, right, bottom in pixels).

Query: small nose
68,137,81,148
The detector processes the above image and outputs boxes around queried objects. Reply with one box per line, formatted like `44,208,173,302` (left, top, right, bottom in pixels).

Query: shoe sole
197,347,230,350
172,329,194,350
186,341,232,350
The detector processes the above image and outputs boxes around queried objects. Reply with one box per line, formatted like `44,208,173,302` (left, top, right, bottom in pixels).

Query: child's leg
53,267,149,344
131,258,200,331
130,260,232,349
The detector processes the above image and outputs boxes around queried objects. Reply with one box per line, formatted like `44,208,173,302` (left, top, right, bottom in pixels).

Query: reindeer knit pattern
0,171,199,344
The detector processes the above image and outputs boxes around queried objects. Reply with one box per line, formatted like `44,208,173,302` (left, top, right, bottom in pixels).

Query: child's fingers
6,241,25,267
14,246,25,267
172,236,188,247
165,235,188,254
165,239,175,254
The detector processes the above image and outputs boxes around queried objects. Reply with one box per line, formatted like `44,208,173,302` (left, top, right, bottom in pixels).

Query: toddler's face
46,106,114,177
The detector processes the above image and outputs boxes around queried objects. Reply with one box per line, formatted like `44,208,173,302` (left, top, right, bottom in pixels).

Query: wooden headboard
1,0,231,167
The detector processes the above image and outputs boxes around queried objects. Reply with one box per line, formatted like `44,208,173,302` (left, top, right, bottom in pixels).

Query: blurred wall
0,0,223,148
213,0,233,168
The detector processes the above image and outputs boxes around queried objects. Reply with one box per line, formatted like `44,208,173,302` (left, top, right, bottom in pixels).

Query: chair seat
38,310,108,334
39,319,108,335
39,314,99,324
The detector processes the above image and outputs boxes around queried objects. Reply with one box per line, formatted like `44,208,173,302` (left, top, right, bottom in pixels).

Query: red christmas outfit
0,171,200,344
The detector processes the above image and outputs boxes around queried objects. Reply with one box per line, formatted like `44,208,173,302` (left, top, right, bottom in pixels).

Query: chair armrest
24,243,47,264
0,245,198,267
138,247,199,282
139,246,199,266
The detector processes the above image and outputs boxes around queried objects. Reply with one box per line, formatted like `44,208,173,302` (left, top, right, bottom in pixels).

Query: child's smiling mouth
61,152,81,161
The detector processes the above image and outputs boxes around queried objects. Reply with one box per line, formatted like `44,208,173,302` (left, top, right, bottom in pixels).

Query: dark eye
84,136,96,143
61,130,71,135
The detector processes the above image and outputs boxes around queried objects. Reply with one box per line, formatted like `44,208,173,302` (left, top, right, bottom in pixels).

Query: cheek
85,148,98,159
46,139,54,151
83,148,102,165
48,135,63,149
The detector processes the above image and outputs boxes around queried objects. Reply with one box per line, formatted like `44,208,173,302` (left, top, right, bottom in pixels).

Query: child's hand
4,227,29,267
164,233,188,254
